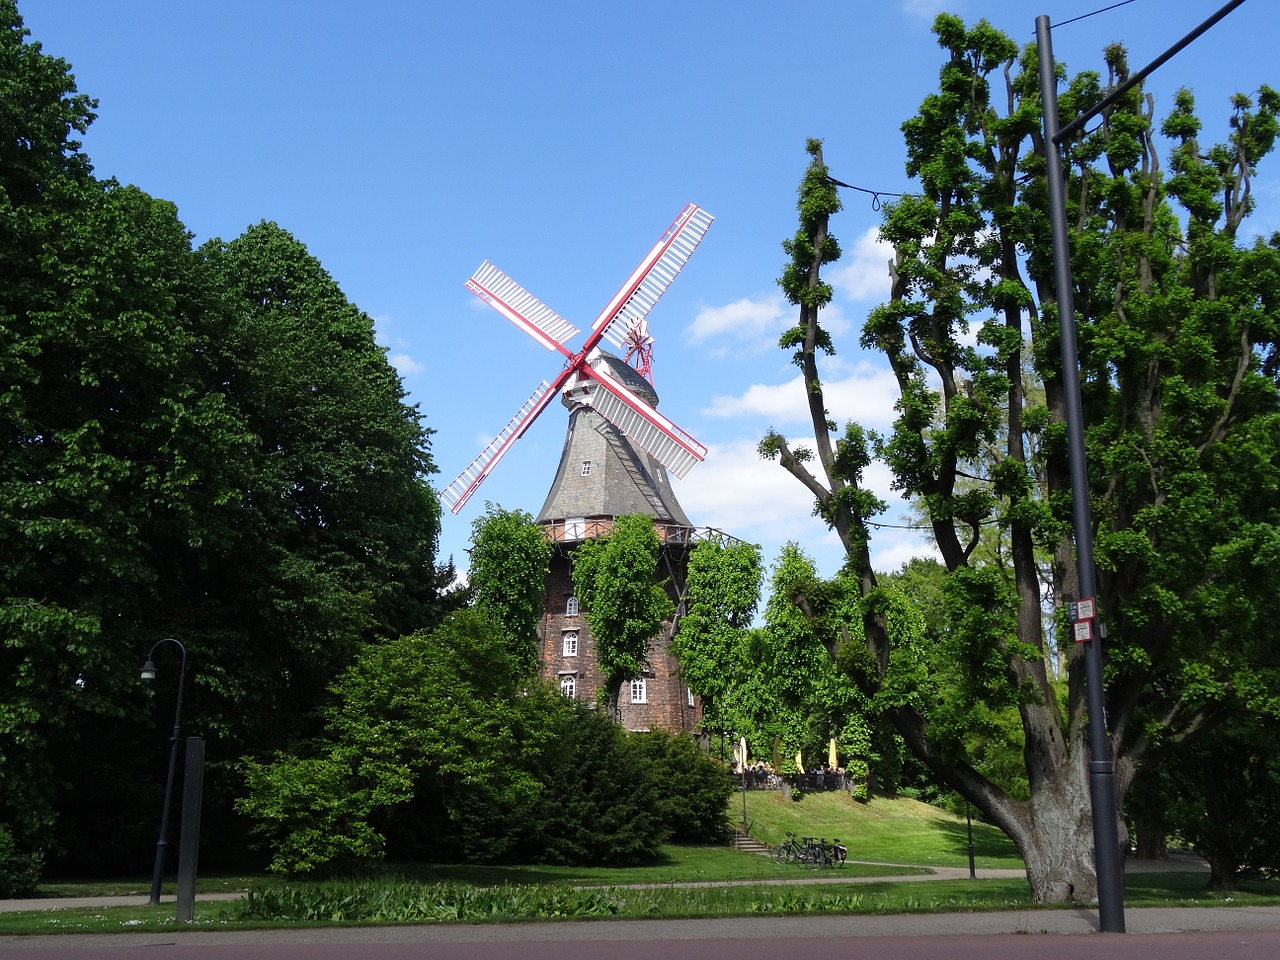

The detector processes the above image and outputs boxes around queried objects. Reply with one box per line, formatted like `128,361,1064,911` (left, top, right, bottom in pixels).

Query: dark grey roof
534,352,692,527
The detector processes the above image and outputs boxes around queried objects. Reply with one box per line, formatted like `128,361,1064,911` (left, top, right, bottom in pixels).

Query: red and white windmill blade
441,203,714,515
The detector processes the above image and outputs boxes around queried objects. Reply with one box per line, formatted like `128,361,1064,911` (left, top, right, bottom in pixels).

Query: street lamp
140,638,187,906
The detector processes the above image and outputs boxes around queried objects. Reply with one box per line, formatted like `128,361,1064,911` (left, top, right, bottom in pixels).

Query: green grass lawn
8,791,1278,936
735,788,1024,869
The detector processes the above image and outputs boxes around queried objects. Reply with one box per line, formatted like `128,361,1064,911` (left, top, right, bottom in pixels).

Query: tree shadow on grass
929,817,1023,866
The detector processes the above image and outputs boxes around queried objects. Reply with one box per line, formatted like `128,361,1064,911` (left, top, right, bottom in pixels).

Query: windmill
441,203,714,515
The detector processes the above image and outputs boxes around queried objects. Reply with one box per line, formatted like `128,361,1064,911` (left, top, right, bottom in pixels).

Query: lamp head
140,658,157,681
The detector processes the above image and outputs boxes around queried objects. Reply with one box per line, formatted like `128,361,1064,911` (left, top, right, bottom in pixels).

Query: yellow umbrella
740,736,749,770
828,738,838,769
795,748,804,773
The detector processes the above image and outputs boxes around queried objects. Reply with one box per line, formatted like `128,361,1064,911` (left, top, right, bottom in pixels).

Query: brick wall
538,549,702,733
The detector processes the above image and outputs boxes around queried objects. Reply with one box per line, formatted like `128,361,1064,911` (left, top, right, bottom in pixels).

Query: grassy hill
732,789,1025,870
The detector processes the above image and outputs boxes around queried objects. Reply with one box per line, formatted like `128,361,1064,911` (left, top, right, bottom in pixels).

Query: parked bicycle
771,832,847,868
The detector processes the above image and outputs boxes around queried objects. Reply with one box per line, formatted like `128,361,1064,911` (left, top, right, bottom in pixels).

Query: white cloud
829,227,893,303
678,437,933,580
685,294,789,352
389,352,425,375
373,314,426,375
704,359,901,431
704,376,806,421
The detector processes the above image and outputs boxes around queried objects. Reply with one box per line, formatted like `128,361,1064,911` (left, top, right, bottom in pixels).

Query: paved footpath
6,854,1279,956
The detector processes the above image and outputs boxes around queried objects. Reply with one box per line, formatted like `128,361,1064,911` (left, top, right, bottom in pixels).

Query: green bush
628,731,733,844
527,701,668,866
0,824,43,898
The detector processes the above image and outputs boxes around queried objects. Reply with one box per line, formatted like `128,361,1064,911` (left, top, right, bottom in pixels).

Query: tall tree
1,2,447,863
181,221,444,748
467,503,553,676
0,1,253,852
670,538,763,732
764,16,1280,903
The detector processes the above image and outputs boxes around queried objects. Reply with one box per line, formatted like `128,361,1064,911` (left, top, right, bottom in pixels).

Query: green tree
467,504,553,676
1151,713,1280,890
627,731,733,844
239,609,669,873
530,704,667,866
670,539,763,732
1,3,447,864
764,17,1280,903
0,1,252,855
571,515,673,715
238,609,541,873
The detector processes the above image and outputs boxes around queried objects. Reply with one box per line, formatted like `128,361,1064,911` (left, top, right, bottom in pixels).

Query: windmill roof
534,351,692,529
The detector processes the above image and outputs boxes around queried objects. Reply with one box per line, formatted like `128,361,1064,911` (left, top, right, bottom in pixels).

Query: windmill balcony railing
541,518,748,547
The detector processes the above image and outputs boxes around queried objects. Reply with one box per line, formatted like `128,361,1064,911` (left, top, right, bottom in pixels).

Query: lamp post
140,638,187,906
1035,2,1244,932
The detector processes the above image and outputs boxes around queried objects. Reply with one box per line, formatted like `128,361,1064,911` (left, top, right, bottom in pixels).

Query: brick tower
535,350,702,732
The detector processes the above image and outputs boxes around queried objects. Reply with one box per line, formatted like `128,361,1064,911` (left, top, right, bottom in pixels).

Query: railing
730,771,856,793
541,519,748,548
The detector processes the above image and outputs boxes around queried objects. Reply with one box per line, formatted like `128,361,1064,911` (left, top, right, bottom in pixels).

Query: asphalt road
4,909,1280,959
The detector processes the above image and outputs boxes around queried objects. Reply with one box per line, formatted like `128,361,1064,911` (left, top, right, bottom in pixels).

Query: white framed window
687,687,695,707
630,678,647,704
562,631,578,657
559,675,576,699
580,460,592,476
566,596,579,617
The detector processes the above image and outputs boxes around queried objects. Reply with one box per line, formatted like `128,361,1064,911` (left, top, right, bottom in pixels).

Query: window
566,596,579,617
630,678,647,704
580,460,592,476
687,687,695,707
562,631,578,656
559,675,576,699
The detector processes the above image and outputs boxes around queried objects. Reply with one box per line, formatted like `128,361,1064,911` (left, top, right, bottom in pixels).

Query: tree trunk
1207,855,1240,892
986,747,1119,903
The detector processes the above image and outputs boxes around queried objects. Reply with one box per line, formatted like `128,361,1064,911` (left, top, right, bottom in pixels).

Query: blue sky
23,0,1280,584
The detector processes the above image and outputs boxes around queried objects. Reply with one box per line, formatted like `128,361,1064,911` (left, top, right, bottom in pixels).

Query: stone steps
730,830,772,857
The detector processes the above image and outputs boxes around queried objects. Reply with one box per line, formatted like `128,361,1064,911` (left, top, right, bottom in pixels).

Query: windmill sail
444,204,713,515
593,203,715,352
466,261,579,353
441,380,559,513
581,362,707,479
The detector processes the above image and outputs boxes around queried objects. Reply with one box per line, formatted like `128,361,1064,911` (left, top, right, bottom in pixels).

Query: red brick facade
537,548,702,733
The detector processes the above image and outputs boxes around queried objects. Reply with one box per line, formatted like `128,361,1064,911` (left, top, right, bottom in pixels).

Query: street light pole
141,638,187,906
1035,1,1245,932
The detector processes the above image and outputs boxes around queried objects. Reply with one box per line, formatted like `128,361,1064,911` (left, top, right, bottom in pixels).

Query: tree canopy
0,1,445,869
571,515,673,713
764,15,1280,903
467,504,553,676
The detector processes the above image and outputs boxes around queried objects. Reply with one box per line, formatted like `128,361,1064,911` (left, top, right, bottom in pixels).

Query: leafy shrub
528,700,668,865
234,879,624,923
628,731,732,844
0,824,43,898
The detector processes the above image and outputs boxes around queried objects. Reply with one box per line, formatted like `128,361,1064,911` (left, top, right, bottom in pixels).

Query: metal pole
1053,0,1248,143
175,737,206,922
966,801,976,880
143,638,187,906
1036,15,1125,933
